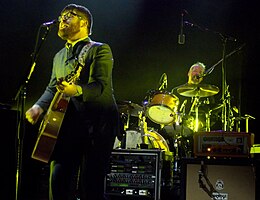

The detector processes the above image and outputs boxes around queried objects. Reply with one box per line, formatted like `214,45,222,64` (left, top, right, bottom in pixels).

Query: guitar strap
77,41,95,67
70,41,95,82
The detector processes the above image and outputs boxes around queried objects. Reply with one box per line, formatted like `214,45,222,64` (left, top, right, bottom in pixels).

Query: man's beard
58,24,80,40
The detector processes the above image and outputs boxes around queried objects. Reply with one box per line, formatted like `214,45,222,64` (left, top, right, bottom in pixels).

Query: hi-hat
117,100,143,116
177,83,219,97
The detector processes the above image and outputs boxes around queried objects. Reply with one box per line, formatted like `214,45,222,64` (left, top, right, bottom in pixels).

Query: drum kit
114,83,220,156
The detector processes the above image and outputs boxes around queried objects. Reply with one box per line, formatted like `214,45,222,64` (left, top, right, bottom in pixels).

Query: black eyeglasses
58,12,82,21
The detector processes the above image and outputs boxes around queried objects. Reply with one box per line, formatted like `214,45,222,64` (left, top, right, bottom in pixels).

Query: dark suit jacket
35,37,120,139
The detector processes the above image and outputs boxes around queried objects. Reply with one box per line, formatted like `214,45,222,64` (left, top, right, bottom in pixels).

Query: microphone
195,75,202,80
178,11,185,44
195,73,206,80
41,19,59,27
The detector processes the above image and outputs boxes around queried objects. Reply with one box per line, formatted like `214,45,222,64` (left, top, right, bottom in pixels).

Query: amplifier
180,158,256,200
104,149,162,200
193,131,254,158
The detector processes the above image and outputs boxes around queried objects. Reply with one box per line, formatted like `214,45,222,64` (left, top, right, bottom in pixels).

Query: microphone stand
14,25,53,200
206,43,246,77
206,43,245,131
220,37,229,131
184,20,243,131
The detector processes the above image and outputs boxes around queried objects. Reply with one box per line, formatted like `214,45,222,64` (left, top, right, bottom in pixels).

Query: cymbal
117,100,143,116
177,83,219,97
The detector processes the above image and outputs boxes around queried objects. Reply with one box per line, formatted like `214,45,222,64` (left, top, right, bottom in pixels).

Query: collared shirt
65,35,89,49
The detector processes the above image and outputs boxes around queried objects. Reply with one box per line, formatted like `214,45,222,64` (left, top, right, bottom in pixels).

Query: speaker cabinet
180,158,256,200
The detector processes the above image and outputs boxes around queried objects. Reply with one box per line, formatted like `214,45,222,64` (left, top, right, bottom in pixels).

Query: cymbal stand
205,112,211,132
124,112,130,130
221,36,228,131
138,112,150,149
170,103,184,173
172,124,191,189
245,114,255,133
116,112,130,149
203,98,211,132
175,103,187,172
189,96,200,132
222,84,233,131
173,133,182,173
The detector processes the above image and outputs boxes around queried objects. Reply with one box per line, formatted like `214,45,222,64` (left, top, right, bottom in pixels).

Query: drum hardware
117,100,143,131
138,114,170,151
244,114,255,132
123,127,170,151
220,84,251,132
162,124,193,174
158,72,168,91
207,103,223,131
179,99,187,114
117,100,143,117
232,114,255,133
115,100,144,149
177,82,219,132
172,129,193,172
189,102,212,132
209,103,223,113
139,114,149,149
188,96,201,132
205,112,210,132
118,113,130,131
173,138,181,173
115,109,170,151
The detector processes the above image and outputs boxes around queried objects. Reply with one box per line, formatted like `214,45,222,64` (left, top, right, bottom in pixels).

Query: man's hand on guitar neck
25,104,44,125
56,80,82,97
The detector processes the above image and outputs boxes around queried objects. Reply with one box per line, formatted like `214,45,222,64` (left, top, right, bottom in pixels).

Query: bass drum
114,128,170,152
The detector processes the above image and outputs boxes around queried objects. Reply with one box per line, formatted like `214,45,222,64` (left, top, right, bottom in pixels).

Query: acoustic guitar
31,66,82,163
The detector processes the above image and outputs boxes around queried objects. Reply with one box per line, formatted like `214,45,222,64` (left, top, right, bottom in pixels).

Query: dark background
0,0,259,199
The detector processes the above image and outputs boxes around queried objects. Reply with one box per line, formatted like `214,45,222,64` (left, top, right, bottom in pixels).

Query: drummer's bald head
189,62,206,73
187,62,206,84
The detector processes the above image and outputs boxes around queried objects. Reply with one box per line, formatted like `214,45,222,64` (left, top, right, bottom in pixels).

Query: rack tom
146,90,179,125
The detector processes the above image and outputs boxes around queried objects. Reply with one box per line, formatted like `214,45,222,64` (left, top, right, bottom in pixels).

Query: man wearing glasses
26,4,120,200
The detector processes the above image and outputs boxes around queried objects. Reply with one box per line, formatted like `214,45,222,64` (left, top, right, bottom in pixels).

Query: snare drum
146,90,179,125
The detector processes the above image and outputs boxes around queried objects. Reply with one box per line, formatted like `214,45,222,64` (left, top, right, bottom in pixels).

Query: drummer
164,62,213,133
187,61,206,85
160,62,209,157
179,62,222,131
